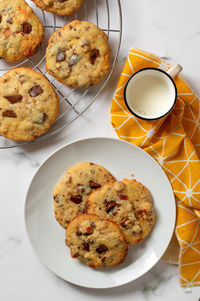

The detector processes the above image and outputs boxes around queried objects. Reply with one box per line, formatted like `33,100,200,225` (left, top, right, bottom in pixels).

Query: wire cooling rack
0,0,122,149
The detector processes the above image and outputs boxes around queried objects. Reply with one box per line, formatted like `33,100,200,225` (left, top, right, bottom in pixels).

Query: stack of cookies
0,0,111,141
53,162,156,268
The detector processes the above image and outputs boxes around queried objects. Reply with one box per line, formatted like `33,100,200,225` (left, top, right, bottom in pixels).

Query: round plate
25,137,176,289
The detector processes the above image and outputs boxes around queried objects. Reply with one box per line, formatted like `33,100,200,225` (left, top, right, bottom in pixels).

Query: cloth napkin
110,48,200,287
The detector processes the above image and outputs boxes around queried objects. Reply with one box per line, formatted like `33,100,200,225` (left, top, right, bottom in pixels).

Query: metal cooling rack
0,0,122,149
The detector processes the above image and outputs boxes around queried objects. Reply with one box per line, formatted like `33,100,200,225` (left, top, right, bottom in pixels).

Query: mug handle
167,64,183,78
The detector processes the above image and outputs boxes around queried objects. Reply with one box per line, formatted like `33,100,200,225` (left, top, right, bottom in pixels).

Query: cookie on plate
53,162,116,229
0,0,44,62
31,0,83,16
87,179,156,246
66,214,128,268
0,67,59,141
46,20,111,88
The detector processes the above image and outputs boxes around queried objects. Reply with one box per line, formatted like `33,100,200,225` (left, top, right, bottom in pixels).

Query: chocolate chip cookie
0,67,59,141
31,0,83,16
53,162,116,229
0,0,44,62
66,214,128,268
87,179,156,246
46,20,111,88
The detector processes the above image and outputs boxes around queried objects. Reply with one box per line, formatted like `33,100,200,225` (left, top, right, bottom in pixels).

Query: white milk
126,70,176,119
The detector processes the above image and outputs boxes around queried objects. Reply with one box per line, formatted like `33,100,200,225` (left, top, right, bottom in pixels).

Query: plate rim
24,136,176,289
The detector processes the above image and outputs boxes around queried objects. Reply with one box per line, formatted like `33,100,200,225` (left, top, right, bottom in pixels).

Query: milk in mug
125,70,176,119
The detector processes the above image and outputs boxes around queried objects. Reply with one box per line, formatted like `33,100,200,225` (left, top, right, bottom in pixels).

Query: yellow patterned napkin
110,48,200,287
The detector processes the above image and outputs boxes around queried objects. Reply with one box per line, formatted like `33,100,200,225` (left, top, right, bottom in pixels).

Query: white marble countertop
0,0,200,300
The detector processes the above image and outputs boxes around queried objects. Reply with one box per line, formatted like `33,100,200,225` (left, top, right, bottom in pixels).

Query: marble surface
0,0,200,300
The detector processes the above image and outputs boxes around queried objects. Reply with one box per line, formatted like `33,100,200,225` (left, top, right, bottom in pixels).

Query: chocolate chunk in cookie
29,85,43,97
4,95,22,104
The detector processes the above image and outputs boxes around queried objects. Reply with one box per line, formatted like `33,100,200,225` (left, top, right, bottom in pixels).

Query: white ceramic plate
25,137,176,289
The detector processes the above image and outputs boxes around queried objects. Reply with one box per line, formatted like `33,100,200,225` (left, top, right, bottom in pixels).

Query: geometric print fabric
110,48,200,287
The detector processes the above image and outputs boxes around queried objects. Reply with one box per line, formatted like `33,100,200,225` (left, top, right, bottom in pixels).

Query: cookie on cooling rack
31,0,83,16
46,20,111,88
0,0,44,62
87,179,156,246
0,68,59,141
66,214,128,268
53,162,116,229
